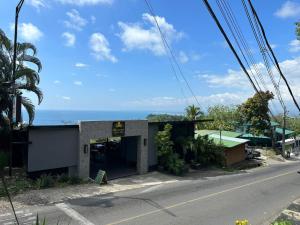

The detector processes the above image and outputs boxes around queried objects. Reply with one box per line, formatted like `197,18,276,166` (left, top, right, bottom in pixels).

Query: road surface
1,162,300,225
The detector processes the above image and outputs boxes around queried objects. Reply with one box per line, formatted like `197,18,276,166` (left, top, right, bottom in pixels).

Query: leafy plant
272,220,293,225
68,176,81,185
35,214,46,225
0,151,9,171
36,174,54,189
193,136,225,167
57,173,69,183
166,153,185,176
155,124,174,167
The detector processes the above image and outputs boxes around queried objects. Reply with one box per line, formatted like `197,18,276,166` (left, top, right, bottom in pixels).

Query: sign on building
112,121,125,137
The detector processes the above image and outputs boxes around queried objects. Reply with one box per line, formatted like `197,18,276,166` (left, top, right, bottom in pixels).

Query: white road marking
107,169,299,225
140,184,163,194
56,203,95,225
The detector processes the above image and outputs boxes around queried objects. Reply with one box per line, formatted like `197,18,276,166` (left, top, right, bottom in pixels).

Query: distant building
196,130,248,166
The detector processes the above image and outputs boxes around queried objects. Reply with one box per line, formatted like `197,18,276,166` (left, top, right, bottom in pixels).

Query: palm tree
0,29,43,125
185,104,203,121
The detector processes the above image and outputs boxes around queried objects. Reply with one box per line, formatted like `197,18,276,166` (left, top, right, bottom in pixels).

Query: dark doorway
89,136,138,180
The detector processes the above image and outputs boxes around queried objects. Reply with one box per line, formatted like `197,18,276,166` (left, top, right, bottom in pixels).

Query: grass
271,220,293,225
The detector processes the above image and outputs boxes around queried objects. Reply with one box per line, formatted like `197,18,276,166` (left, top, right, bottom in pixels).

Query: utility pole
282,109,286,157
8,0,25,176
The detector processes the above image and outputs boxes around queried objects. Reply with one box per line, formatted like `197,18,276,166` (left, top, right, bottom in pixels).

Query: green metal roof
275,128,295,135
195,130,242,138
241,133,271,139
196,130,248,148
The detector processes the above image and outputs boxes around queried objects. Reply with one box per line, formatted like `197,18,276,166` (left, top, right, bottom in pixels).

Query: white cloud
75,62,88,68
57,0,113,6
201,57,300,112
118,13,184,56
289,39,300,52
54,80,61,84
64,9,87,31
127,93,247,109
96,74,108,78
26,0,47,10
108,88,116,92
62,32,76,47
89,33,117,63
14,23,43,43
74,81,83,85
270,44,277,49
62,96,71,100
275,1,300,18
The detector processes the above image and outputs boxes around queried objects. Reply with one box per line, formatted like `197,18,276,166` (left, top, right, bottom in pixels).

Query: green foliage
272,220,293,225
238,91,274,136
155,124,174,166
36,174,55,189
166,153,185,176
155,124,186,175
35,214,46,225
57,173,69,183
147,114,186,122
0,151,9,171
185,104,204,121
0,29,43,124
296,21,300,40
193,136,225,167
68,176,82,185
202,105,240,131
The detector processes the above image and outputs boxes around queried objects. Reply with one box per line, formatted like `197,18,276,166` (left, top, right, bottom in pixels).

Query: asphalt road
1,162,300,225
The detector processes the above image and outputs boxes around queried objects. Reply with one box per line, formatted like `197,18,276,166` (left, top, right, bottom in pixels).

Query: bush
68,176,81,185
193,136,225,167
272,220,293,225
36,174,55,189
0,151,9,171
57,173,69,183
166,153,185,176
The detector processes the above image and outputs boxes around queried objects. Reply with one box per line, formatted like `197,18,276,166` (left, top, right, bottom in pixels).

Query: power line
202,0,278,121
144,0,201,107
247,0,300,113
241,0,285,112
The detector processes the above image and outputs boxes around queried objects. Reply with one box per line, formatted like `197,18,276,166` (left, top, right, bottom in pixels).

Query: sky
1,0,300,114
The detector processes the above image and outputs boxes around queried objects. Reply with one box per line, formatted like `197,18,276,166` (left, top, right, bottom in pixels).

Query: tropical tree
203,105,240,131
0,28,42,125
185,104,204,121
296,21,300,39
238,91,274,136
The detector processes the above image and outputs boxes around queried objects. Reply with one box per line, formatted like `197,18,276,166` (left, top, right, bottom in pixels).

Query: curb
273,199,300,224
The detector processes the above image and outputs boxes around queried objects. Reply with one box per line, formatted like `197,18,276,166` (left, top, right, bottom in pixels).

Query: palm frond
21,96,35,125
15,67,40,85
0,29,12,51
17,42,37,55
22,55,42,72
17,84,43,104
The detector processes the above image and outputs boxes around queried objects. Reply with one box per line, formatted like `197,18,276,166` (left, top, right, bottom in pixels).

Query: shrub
272,220,293,225
68,176,81,185
193,136,225,167
36,174,55,189
57,173,69,183
166,153,185,176
0,151,9,171
155,124,186,175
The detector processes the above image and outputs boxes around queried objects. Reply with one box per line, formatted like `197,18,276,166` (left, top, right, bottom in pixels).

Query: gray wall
79,120,148,178
28,126,79,172
148,123,159,167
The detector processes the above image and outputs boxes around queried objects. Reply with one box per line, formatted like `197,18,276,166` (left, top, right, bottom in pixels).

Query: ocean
23,110,181,125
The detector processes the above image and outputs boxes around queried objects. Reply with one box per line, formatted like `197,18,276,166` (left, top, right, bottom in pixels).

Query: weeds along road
1,162,300,225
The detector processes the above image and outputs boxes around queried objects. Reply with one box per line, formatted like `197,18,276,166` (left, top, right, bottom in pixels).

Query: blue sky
1,0,300,114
